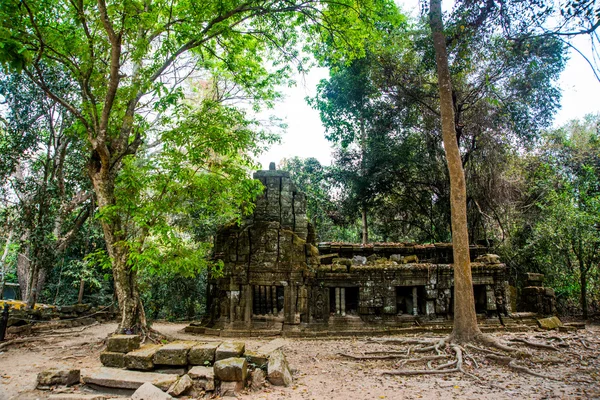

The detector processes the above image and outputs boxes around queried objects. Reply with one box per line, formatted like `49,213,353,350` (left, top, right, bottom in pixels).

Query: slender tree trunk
361,205,369,245
78,278,85,304
359,116,369,245
578,259,588,319
429,0,480,342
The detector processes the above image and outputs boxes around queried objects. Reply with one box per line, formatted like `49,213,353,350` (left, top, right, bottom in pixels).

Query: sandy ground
1,321,599,400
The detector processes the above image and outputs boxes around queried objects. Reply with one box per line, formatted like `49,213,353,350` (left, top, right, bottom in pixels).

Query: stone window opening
252,285,284,316
396,286,426,315
329,287,359,316
473,285,487,314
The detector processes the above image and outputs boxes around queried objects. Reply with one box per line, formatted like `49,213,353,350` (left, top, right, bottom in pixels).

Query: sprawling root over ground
340,331,598,384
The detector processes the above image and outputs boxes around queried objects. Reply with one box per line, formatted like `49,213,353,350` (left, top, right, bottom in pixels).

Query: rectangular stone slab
125,344,162,370
100,351,126,368
153,341,197,365
256,338,286,355
82,367,179,390
188,342,220,365
107,334,141,353
215,342,245,361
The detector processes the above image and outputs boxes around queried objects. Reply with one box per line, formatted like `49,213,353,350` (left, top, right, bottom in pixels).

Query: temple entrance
329,287,359,315
473,285,487,314
396,286,426,315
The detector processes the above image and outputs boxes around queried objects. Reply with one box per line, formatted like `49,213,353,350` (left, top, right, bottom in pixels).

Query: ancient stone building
204,165,511,334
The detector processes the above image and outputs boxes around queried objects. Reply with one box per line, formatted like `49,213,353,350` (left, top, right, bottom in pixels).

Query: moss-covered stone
107,334,141,353
215,342,245,361
188,342,220,365
100,351,126,368
214,357,247,382
125,344,161,370
153,341,196,365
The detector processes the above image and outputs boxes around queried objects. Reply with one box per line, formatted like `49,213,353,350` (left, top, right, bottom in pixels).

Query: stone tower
206,164,318,329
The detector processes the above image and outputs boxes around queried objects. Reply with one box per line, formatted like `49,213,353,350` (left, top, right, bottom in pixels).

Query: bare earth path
1,322,599,399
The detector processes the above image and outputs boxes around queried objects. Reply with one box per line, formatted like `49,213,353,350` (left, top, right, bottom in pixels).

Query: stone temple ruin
203,164,515,335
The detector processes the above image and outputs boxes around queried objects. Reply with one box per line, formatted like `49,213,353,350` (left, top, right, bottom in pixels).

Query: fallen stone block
37,368,80,388
256,338,285,355
152,375,179,392
188,366,214,380
100,351,126,368
131,382,173,400
188,366,215,391
537,316,562,330
220,381,244,397
267,349,292,387
188,342,220,365
214,357,247,382
244,350,268,367
126,344,162,370
167,374,193,397
107,334,141,353
215,342,245,361
153,341,196,365
82,367,179,390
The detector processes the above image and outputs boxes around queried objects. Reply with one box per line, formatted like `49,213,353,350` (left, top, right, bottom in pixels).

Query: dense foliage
0,0,598,322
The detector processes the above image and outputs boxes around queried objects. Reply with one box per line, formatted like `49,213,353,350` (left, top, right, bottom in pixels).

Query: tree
516,115,600,319
428,0,480,342
0,0,381,332
0,71,93,308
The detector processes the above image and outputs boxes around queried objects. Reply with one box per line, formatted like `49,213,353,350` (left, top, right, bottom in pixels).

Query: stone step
82,367,179,390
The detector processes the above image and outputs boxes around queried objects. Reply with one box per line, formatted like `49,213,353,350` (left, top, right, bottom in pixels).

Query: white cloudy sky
257,3,600,170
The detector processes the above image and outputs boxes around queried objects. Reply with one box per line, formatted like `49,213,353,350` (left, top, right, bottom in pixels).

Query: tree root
486,355,561,380
509,338,558,351
339,353,412,360
369,333,568,382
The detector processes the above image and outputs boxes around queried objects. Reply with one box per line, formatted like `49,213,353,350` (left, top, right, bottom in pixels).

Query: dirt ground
1,321,599,400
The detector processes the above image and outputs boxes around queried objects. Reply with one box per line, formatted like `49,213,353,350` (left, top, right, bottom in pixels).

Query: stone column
412,287,418,316
272,286,278,314
340,288,346,316
260,286,266,315
244,285,252,325
335,288,341,315
265,286,273,314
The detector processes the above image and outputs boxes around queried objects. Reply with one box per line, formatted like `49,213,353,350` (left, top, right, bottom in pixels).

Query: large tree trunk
429,0,480,343
90,159,145,333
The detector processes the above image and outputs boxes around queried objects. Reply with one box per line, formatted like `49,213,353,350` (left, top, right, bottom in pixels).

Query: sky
257,4,600,170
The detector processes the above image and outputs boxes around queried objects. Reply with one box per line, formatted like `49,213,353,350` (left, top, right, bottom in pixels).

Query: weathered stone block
82,367,178,390
537,316,562,330
215,342,245,361
245,350,268,367
189,342,220,365
100,351,126,368
154,341,196,365
189,366,215,391
37,368,80,388
131,382,173,400
214,357,248,382
167,374,193,397
188,365,214,380
220,380,244,397
126,344,161,370
107,334,141,353
267,349,292,387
